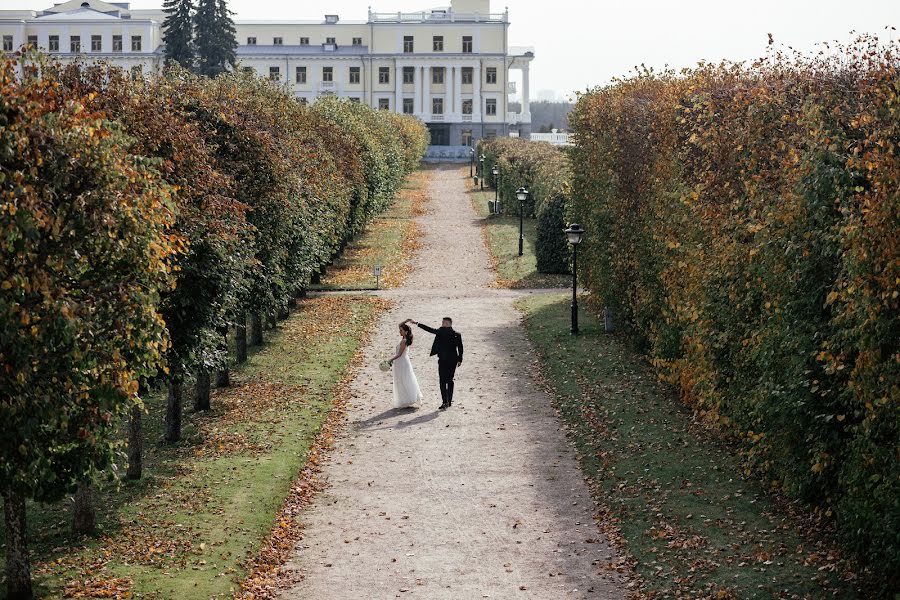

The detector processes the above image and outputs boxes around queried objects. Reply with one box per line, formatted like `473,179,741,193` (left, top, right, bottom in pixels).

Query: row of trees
568,37,898,588
480,138,572,274
163,0,238,77
0,55,427,599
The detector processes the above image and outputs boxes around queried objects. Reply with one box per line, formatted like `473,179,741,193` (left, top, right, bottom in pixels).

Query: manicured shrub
481,138,571,274
569,38,899,587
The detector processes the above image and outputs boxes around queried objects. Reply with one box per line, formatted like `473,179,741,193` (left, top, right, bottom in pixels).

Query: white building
0,0,534,150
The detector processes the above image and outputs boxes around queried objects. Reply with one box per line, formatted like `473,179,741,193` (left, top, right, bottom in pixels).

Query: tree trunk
216,327,230,387
194,370,211,412
278,307,290,321
235,320,248,363
3,489,33,600
249,313,263,346
71,482,95,535
287,296,297,310
126,404,142,480
164,380,182,443
297,288,307,299
311,272,321,285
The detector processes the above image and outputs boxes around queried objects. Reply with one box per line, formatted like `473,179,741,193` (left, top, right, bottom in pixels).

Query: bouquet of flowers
379,358,392,372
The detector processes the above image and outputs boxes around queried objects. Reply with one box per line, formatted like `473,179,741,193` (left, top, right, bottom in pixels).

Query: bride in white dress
388,322,423,408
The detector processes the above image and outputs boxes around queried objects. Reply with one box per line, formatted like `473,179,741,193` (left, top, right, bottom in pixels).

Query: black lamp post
469,146,475,178
492,165,499,214
565,223,585,334
479,154,485,191
515,187,528,256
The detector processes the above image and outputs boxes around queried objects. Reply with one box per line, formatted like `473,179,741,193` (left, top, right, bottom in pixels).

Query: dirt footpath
281,165,625,599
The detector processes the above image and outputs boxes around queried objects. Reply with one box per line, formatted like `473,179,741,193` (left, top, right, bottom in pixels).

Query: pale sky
4,0,900,99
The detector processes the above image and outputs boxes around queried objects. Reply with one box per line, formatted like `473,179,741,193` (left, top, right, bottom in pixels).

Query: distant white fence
529,132,573,146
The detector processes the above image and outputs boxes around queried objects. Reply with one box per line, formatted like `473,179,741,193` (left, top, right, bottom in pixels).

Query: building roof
37,7,119,19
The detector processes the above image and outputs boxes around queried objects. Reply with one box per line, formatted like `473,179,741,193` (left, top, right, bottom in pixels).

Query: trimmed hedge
481,138,571,274
569,39,899,588
1,52,427,596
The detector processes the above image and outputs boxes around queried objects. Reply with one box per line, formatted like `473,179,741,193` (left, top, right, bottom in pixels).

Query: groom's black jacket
417,324,463,364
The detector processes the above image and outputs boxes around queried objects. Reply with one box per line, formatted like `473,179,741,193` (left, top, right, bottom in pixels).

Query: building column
453,65,462,119
423,65,431,119
472,64,482,122
522,63,531,120
395,61,403,113
413,64,422,115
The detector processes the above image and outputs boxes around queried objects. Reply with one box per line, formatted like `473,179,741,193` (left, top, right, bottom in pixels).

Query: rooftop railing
368,9,508,23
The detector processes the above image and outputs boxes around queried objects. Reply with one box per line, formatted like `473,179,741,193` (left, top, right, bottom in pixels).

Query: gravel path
281,165,625,599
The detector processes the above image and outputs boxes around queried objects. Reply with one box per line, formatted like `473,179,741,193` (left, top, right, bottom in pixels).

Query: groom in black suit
406,317,463,410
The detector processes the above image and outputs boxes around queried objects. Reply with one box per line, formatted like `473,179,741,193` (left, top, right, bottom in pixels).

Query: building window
461,129,473,146
486,67,497,84
130,65,142,80
462,67,473,84
432,97,444,115
269,66,280,80
462,99,473,115
486,128,497,139
69,36,80,53
462,35,473,53
131,36,141,52
2,36,13,52
378,66,390,84
91,35,101,52
247,37,256,45
402,98,414,114
485,98,497,115
300,37,309,45
26,35,37,49
403,36,413,53
349,66,360,84
378,98,390,110
296,66,306,83
112,35,122,52
326,37,336,44
322,66,333,82
49,35,59,52
352,37,362,46
432,67,444,84
273,37,283,45
402,66,415,84
433,35,443,51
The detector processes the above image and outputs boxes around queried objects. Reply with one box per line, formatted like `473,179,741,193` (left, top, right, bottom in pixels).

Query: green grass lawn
312,170,430,291
469,186,570,289
517,293,860,599
0,296,383,599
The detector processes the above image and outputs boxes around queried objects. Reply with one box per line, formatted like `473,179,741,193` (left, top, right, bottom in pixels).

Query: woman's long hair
399,322,414,346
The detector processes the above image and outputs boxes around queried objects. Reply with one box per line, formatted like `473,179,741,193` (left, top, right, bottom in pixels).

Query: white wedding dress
393,342,423,408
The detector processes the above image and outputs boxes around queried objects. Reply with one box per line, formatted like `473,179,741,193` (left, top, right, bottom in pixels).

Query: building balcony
430,114,445,121
461,114,473,122
368,8,508,23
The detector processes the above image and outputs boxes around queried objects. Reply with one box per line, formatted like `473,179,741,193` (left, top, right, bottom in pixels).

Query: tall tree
162,0,195,68
194,0,237,78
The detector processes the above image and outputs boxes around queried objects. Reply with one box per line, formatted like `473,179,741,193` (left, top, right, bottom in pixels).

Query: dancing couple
387,317,464,411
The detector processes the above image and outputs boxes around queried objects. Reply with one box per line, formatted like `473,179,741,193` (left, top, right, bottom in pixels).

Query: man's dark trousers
439,359,458,404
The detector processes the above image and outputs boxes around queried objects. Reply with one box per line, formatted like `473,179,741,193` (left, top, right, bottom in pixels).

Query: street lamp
564,223,585,335
479,154,486,191
492,165,499,214
515,187,528,256
469,146,475,178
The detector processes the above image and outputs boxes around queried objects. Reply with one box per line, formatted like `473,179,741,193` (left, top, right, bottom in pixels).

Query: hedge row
569,38,899,586
481,138,571,273
0,54,426,597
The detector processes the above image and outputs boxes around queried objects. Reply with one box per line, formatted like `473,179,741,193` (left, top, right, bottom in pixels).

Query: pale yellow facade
1,0,534,146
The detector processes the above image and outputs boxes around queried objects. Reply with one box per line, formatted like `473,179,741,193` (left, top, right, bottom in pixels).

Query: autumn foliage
481,138,572,273
569,37,899,585
0,53,426,598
